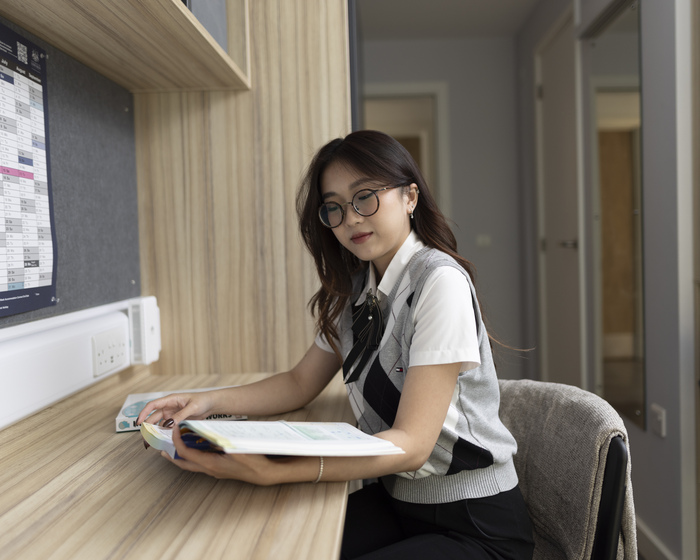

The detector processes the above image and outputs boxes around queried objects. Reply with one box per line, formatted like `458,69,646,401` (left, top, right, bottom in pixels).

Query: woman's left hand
162,423,282,485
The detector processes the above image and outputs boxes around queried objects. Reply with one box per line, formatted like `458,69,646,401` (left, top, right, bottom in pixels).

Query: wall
362,37,524,379
135,0,351,376
634,0,696,557
519,0,697,557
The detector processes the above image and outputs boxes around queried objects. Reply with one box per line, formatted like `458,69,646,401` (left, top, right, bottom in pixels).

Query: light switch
650,403,666,438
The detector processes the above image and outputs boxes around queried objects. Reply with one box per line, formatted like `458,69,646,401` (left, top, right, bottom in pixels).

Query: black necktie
343,289,385,384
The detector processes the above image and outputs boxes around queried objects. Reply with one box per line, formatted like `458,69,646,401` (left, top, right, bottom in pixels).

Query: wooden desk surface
0,369,356,560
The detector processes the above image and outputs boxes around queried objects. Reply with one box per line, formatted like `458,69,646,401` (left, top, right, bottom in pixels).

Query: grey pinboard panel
0,16,140,329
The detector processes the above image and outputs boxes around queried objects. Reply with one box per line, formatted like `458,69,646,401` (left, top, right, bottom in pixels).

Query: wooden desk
0,369,356,559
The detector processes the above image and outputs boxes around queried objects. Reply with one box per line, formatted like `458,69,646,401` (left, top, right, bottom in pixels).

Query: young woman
136,130,534,560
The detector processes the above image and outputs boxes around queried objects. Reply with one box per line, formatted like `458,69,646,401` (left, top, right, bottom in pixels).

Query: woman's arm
162,361,461,485
136,343,341,426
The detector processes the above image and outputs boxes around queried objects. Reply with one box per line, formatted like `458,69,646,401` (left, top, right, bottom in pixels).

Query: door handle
559,239,578,249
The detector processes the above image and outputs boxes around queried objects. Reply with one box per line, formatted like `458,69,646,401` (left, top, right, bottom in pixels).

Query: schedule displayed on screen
0,21,56,318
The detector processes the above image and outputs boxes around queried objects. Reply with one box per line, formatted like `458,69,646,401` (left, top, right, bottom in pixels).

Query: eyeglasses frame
318,184,405,229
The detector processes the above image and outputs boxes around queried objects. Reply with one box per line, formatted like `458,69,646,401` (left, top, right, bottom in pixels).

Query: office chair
498,379,637,560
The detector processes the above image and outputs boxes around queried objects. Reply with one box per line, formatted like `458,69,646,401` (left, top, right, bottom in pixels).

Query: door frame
363,81,451,218
533,8,588,387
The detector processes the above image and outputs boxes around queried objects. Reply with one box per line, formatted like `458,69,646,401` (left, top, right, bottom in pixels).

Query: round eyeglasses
318,185,403,228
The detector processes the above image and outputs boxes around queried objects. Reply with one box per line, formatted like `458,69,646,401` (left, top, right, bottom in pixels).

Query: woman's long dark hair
296,130,480,356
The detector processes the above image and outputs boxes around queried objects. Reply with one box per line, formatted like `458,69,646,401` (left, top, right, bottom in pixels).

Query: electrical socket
650,403,667,438
92,323,129,378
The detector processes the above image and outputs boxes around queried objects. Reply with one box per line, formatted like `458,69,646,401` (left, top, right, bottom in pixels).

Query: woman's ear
406,183,419,208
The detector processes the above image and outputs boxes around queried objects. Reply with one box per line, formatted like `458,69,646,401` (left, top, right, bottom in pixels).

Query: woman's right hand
135,390,220,427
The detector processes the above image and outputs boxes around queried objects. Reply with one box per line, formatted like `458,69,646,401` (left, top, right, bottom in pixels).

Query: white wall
633,1,696,557
363,37,525,379
519,0,697,558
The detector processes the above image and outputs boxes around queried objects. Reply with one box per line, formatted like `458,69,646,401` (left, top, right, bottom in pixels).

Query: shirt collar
358,230,425,304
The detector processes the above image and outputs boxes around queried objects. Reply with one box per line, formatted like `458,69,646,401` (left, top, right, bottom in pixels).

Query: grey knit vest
339,247,519,503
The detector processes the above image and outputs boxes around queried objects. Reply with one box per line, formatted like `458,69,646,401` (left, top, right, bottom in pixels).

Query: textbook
116,387,245,432
140,420,404,459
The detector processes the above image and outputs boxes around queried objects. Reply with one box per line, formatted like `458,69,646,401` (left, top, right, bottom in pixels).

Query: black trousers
341,482,535,560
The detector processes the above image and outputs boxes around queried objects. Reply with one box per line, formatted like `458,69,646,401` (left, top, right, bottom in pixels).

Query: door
536,14,583,386
364,95,436,191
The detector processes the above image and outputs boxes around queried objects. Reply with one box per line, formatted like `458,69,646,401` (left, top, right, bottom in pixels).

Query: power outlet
650,403,667,438
92,324,129,378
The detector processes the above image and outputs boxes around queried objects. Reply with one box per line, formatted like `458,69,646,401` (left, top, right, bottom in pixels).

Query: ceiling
356,0,543,40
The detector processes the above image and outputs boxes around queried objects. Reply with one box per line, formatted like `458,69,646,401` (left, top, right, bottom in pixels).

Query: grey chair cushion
498,379,637,560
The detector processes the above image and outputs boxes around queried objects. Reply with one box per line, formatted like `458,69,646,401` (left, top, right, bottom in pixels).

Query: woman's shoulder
416,246,457,266
425,263,469,283
413,248,471,286
419,265,471,304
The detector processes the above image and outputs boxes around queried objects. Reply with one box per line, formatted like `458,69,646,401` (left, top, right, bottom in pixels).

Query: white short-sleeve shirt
315,231,480,372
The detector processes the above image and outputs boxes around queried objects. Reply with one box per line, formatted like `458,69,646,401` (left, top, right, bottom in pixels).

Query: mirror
589,2,645,428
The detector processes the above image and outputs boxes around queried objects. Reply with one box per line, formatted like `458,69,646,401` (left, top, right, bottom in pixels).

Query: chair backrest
498,379,637,560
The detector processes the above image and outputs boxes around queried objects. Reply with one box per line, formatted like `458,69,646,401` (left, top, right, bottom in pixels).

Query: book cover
116,387,245,432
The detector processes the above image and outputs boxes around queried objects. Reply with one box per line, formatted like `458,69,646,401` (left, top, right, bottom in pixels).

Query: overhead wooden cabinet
0,0,251,91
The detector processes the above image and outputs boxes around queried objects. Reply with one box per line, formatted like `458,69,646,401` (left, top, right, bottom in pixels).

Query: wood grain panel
136,0,350,376
228,0,251,78
0,0,250,92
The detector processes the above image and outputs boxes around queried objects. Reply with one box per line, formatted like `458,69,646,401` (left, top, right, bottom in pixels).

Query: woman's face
320,162,417,279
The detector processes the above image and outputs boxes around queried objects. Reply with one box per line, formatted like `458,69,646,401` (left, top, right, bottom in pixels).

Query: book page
186,420,305,442
182,421,404,456
285,422,389,443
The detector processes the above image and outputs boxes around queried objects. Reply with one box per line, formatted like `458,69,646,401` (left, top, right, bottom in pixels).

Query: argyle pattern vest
339,247,519,504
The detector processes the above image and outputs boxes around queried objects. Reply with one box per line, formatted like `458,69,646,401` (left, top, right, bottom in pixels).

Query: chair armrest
592,435,628,560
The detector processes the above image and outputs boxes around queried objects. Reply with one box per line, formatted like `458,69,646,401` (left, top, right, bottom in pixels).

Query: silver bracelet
313,456,324,484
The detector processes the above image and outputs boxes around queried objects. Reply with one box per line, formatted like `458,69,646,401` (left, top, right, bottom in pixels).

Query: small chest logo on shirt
395,367,404,373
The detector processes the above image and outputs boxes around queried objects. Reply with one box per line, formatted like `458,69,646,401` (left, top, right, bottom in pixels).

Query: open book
140,420,404,459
